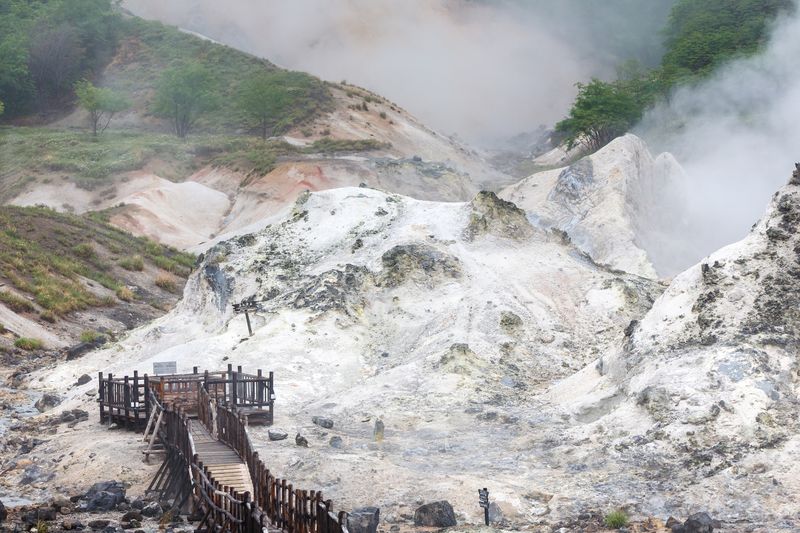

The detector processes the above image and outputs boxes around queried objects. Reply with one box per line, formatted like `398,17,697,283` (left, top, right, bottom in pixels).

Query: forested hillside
555,0,794,151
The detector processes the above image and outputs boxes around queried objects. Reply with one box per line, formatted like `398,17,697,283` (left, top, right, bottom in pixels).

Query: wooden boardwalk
191,422,254,496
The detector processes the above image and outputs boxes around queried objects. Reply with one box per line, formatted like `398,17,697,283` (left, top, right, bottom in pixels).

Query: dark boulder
268,430,288,441
347,507,380,533
66,337,105,361
76,374,93,386
121,510,142,522
22,506,58,526
413,501,456,527
82,481,126,511
34,393,61,412
671,512,718,533
311,416,333,429
0,499,6,523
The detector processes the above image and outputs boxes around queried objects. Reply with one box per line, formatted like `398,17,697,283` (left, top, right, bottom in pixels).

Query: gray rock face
34,393,61,412
268,430,288,441
82,481,126,512
413,501,456,527
380,244,461,287
347,507,380,533
312,416,334,429
464,191,534,241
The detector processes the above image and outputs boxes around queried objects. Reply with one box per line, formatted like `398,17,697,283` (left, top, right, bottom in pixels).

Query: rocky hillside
501,134,688,279
18,175,665,524
9,160,800,531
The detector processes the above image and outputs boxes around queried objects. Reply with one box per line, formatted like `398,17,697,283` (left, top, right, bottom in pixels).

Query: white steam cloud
122,0,670,146
637,5,800,274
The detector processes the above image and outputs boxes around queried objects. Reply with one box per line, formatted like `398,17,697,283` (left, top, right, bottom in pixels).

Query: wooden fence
193,385,347,533
98,365,274,428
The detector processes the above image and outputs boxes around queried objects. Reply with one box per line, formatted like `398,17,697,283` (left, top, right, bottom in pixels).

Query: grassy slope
107,16,333,133
0,205,194,320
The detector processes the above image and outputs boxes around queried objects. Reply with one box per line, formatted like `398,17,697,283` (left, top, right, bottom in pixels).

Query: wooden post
98,372,105,423
257,369,263,408
193,366,198,374
269,371,275,424
245,309,253,337
107,373,113,425
123,375,131,428
144,374,150,420
132,371,140,426
231,368,238,408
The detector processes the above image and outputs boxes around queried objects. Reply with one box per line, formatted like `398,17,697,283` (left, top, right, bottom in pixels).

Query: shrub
0,291,35,313
15,337,43,351
155,274,177,293
604,510,629,529
379,111,387,119
40,310,57,323
80,330,102,343
72,243,96,259
119,255,144,271
116,286,135,302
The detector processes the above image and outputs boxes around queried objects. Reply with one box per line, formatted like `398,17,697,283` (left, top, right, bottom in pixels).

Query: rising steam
122,0,671,146
637,4,800,274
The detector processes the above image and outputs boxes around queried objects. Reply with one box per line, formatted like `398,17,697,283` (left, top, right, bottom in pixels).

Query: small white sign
153,361,177,375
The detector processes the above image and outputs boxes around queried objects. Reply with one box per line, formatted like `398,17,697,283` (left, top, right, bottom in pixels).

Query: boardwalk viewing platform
97,365,347,533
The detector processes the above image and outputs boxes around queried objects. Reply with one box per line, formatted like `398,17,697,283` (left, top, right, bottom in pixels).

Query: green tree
556,79,643,152
662,0,793,80
236,73,291,139
74,79,129,135
153,63,218,138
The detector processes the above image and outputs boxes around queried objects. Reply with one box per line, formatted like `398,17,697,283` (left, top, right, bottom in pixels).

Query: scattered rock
88,518,111,529
82,480,126,511
672,512,717,533
373,419,385,442
22,506,57,525
312,416,334,429
329,436,343,448
413,501,457,527
268,430,288,441
0,499,6,524
500,311,523,331
347,507,380,533
75,374,92,386
121,510,142,522
34,393,61,412
140,501,162,518
19,464,55,485
295,434,309,447
62,519,83,530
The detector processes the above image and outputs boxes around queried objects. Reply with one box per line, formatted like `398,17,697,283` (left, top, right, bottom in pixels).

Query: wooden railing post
143,374,150,420
98,372,105,422
106,373,114,424
132,371,140,426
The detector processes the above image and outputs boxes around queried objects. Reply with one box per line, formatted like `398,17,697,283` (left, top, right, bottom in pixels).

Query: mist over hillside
122,0,674,146
636,3,800,273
